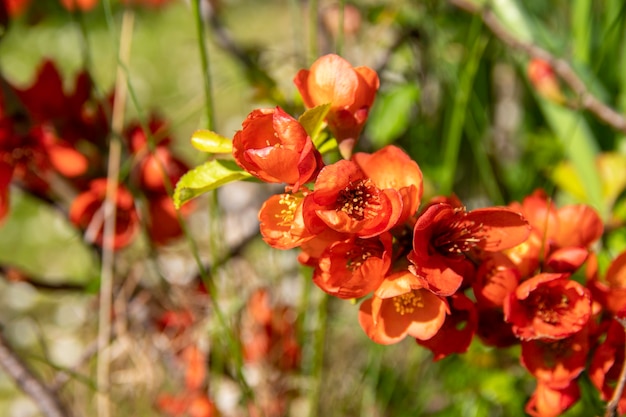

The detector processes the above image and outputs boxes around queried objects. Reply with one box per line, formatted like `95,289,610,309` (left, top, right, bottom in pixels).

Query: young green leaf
173,159,251,209
190,129,233,154
298,103,331,146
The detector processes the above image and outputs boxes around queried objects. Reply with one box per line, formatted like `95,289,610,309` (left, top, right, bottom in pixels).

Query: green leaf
190,129,233,153
366,83,420,148
298,103,331,146
173,159,251,209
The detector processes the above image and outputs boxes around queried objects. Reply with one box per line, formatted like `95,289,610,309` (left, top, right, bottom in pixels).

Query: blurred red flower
69,179,139,249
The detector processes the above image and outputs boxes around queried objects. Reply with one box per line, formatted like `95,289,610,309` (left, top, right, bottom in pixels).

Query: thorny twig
449,0,626,134
0,329,74,417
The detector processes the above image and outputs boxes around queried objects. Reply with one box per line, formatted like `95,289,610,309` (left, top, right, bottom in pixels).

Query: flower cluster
183,53,626,417
0,59,194,249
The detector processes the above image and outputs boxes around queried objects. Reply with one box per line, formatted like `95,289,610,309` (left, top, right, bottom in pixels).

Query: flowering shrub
2,1,626,417
175,53,626,417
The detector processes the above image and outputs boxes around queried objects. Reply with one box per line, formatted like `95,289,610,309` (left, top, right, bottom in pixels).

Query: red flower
589,319,626,414
69,179,139,249
525,380,580,417
358,270,447,345
507,190,603,276
3,0,30,16
521,329,588,388
504,273,591,340
258,192,314,250
527,58,565,105
146,194,191,245
473,252,521,308
241,289,301,370
294,54,379,158
302,159,403,238
416,293,478,360
353,145,423,226
408,203,530,296
59,0,98,11
312,233,392,299
0,160,12,224
232,107,323,191
588,250,626,313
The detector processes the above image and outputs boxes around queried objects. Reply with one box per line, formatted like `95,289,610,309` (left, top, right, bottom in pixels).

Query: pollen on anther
393,291,424,315
275,194,299,226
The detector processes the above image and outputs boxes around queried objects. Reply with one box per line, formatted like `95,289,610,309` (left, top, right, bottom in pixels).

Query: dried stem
96,10,134,417
449,0,626,134
0,330,74,417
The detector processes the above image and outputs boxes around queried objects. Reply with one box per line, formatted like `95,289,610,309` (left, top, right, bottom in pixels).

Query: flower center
528,288,570,325
393,291,424,315
276,194,299,226
434,211,484,255
344,239,383,272
336,179,379,221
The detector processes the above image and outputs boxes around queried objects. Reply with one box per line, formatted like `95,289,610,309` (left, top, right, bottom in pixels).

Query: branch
449,0,626,134
0,330,74,417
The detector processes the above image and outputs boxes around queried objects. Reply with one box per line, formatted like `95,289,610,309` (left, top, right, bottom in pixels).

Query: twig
191,0,215,130
606,316,626,417
96,10,134,417
449,0,626,134
0,330,74,417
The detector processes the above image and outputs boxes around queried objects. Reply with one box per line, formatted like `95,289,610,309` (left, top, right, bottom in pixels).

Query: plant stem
96,10,134,417
191,0,215,131
308,0,319,62
439,16,486,195
308,293,328,417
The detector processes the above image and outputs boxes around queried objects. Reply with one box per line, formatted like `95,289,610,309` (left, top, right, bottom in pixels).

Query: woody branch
449,0,626,134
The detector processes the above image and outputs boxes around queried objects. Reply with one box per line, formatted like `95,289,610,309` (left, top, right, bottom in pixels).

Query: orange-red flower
146,194,191,245
408,203,531,296
232,107,323,191
294,54,379,158
59,0,97,10
353,145,423,226
302,159,403,238
258,192,314,250
473,252,521,308
527,58,565,105
416,293,478,360
525,379,580,417
504,273,591,340
313,233,392,299
587,250,626,314
521,329,588,388
589,319,626,415
358,270,447,345
69,179,139,250
507,190,603,276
